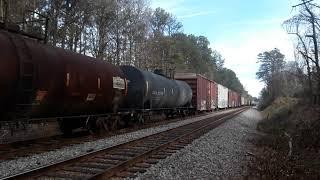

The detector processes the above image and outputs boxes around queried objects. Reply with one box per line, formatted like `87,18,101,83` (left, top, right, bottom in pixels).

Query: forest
251,1,320,178
0,0,247,95
257,0,320,108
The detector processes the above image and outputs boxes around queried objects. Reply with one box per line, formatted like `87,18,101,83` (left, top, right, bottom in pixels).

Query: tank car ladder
9,34,36,120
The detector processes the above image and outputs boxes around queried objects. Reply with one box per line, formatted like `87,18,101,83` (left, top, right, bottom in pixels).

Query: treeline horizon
257,0,320,108
2,0,249,96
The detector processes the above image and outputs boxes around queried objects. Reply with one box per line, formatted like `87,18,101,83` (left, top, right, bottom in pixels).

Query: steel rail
2,107,248,180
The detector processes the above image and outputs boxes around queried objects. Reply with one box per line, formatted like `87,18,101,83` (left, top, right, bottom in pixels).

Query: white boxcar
218,84,228,108
241,96,245,106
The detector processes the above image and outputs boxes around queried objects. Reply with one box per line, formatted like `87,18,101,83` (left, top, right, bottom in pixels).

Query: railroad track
0,111,214,161
0,132,92,161
2,107,248,180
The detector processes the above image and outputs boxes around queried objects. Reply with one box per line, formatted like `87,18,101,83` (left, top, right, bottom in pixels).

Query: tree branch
292,0,314,8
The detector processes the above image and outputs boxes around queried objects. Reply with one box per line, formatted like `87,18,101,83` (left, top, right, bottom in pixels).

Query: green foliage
169,33,244,93
258,87,273,110
215,68,245,93
256,48,285,83
258,97,298,133
151,8,171,36
5,0,247,96
170,34,214,76
151,7,182,36
257,49,287,108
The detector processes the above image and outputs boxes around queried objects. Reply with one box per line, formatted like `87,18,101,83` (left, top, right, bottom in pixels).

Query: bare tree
283,0,320,102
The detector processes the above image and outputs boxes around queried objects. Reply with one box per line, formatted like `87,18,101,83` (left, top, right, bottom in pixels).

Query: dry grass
248,97,320,178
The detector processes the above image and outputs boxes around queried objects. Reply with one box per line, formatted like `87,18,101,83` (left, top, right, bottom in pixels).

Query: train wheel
58,118,72,136
119,115,131,127
181,110,187,118
136,114,144,124
164,112,170,120
109,116,120,130
95,117,108,134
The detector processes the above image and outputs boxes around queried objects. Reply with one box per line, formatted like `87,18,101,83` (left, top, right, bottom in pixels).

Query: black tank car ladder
10,34,37,119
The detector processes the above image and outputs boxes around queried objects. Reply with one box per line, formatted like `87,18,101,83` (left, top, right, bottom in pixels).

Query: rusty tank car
0,29,127,133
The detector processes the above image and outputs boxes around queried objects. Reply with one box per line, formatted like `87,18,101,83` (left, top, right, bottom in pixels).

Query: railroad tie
116,171,137,178
126,166,147,173
44,170,92,179
144,159,159,164
149,154,167,159
134,162,152,168
91,158,121,165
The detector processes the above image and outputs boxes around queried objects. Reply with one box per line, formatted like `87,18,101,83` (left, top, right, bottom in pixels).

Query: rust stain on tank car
0,29,127,119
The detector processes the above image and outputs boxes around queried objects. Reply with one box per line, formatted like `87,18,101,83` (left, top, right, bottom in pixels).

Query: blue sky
151,0,306,97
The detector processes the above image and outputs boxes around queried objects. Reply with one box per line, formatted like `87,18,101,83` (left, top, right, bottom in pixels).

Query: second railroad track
4,107,248,180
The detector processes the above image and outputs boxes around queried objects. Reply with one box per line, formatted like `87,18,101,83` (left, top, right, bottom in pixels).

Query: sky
150,0,308,97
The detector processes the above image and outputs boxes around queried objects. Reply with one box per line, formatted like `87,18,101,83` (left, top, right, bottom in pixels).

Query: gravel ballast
0,108,239,178
134,108,262,179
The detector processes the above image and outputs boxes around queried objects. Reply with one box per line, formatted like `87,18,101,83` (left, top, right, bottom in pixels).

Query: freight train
0,26,251,134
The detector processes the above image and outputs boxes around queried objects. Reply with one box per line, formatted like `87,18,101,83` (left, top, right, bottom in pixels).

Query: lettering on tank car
152,90,164,96
113,77,125,89
152,96,161,101
86,93,96,101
